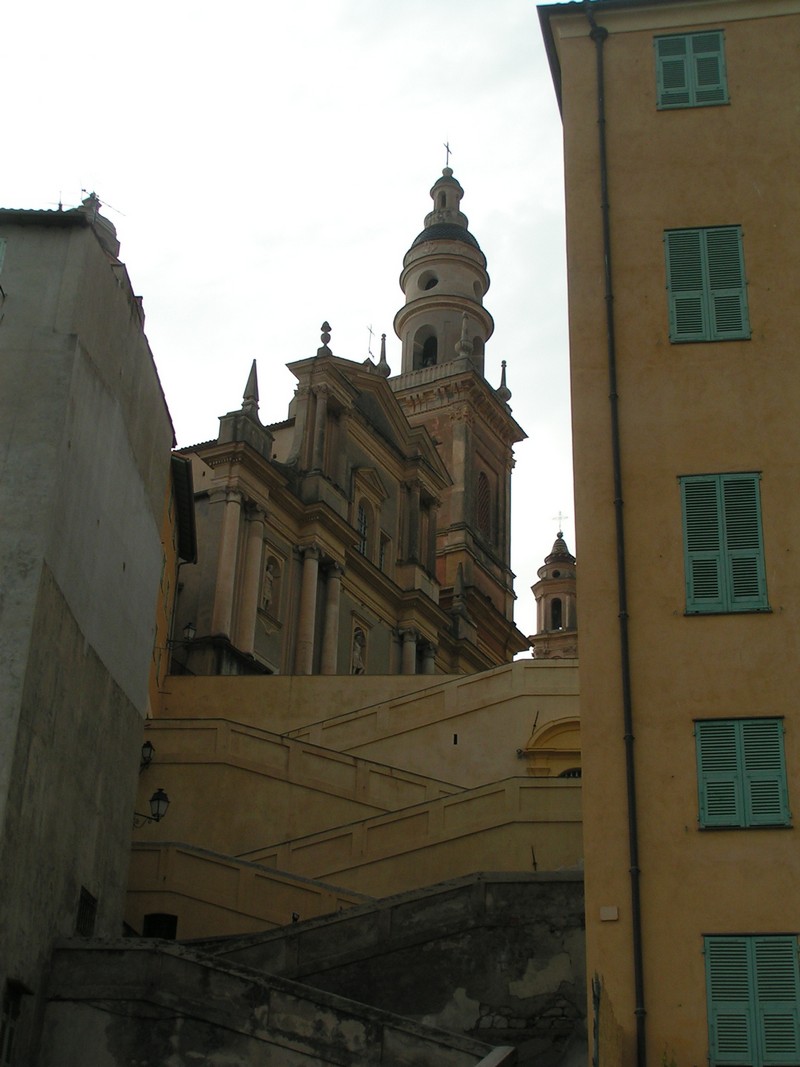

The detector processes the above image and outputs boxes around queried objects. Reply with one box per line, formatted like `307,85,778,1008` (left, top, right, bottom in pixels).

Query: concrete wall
132,717,462,856
127,842,375,936
243,777,582,897
0,213,173,1062
203,872,586,1067
38,940,516,1067
158,659,580,786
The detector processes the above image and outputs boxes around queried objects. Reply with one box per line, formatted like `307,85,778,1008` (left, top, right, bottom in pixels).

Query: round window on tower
418,271,439,291
553,570,561,578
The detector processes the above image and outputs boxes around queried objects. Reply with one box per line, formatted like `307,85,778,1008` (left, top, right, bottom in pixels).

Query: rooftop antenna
367,324,375,359
80,189,126,217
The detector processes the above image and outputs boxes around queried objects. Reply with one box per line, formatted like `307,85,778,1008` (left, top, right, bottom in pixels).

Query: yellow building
540,1,800,1064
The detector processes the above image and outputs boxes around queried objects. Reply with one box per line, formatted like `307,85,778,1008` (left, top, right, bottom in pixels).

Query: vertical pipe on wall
584,6,647,1065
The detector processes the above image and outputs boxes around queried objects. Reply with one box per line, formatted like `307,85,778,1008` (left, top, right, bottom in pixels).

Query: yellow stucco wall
548,2,800,1063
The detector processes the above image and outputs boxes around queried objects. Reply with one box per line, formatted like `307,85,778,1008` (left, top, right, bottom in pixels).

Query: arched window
477,472,491,539
413,327,438,370
551,598,563,630
357,502,369,556
559,767,582,779
422,336,437,366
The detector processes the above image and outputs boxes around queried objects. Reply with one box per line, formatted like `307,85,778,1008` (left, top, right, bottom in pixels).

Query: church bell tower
390,168,528,664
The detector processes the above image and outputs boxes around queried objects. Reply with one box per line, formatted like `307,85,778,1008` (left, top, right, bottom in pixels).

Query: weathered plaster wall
39,940,516,1066
202,872,586,1067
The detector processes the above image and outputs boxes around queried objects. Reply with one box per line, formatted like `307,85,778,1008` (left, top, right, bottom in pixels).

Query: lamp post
133,789,170,828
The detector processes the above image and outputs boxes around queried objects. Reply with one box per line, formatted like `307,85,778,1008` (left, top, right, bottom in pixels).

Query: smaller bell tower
529,532,578,660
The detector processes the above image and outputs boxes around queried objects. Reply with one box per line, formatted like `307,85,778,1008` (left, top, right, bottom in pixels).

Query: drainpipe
583,6,647,1065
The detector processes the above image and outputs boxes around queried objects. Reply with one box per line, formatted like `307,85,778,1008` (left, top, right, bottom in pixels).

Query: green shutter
696,720,743,827
656,31,727,109
691,32,728,105
681,474,767,614
682,477,725,611
706,937,757,1065
656,35,691,108
665,229,708,341
741,720,790,827
721,474,767,610
706,228,750,340
754,938,800,1063
665,227,749,343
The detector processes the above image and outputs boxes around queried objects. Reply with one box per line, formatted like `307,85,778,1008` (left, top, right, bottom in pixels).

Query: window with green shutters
655,31,728,108
705,936,800,1065
665,226,750,342
695,719,790,829
680,473,767,613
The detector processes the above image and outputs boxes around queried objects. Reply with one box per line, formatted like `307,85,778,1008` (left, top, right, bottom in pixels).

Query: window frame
695,717,790,829
705,935,800,1065
664,226,750,343
680,472,768,614
655,30,728,110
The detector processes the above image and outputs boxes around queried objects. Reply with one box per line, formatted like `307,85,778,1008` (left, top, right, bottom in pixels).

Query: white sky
5,0,575,644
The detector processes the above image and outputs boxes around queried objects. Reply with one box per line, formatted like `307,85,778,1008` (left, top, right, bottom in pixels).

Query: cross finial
553,511,569,536
444,141,452,167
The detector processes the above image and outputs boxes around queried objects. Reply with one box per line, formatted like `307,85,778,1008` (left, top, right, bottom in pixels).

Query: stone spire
241,359,259,419
496,360,512,404
376,333,391,378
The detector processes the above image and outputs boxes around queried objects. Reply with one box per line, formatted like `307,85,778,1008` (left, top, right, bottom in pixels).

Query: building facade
540,1,800,1064
0,198,176,1063
172,168,528,679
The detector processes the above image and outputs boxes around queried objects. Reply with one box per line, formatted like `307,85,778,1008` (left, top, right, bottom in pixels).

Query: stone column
234,504,266,653
211,489,243,638
319,563,343,675
422,643,436,675
401,628,418,675
311,384,329,472
294,544,320,675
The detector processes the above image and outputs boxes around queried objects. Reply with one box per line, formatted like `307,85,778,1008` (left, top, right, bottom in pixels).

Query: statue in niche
261,560,277,612
351,628,366,675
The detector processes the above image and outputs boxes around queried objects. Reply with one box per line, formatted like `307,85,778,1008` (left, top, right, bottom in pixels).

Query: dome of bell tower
394,167,493,377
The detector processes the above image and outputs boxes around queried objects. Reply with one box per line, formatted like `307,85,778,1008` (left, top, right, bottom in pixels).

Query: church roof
410,222,482,251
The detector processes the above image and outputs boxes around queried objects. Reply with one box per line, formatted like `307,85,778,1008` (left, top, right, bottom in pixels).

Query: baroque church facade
172,166,529,681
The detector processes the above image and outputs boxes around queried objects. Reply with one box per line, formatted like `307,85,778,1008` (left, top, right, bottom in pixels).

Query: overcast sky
5,0,574,644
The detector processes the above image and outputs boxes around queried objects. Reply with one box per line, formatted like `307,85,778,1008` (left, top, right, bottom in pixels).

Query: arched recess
550,597,563,631
260,555,282,616
521,718,581,778
413,325,438,370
